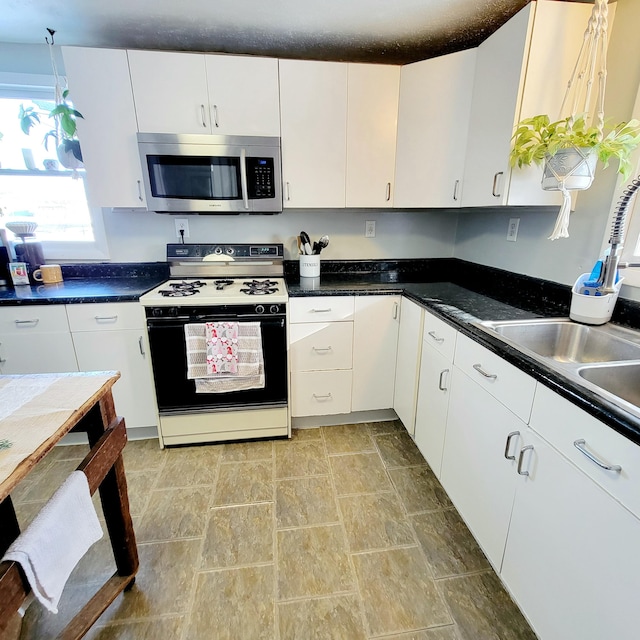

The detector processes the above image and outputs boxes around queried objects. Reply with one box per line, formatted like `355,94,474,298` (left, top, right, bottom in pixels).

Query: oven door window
147,155,242,200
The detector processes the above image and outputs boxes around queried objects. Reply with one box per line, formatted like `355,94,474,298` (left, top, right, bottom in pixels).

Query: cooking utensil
317,235,329,253
297,235,303,255
300,231,312,255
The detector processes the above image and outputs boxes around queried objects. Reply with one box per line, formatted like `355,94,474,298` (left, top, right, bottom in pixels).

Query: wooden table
0,372,139,640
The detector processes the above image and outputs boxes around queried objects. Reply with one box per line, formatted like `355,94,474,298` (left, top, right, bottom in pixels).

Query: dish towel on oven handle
205,321,239,375
184,322,265,393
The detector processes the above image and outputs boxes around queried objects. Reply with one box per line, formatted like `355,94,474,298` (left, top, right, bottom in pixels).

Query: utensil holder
569,273,623,325
300,255,320,278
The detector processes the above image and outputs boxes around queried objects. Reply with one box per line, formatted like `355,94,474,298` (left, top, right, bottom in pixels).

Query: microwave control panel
246,157,275,199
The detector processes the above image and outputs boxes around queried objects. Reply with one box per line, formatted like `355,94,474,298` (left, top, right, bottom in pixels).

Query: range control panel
167,243,284,261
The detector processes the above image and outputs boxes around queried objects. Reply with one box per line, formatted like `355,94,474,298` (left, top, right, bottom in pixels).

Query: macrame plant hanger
546,0,609,240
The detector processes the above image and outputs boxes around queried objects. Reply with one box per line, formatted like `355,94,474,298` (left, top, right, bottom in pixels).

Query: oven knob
214,246,223,255
255,305,265,314
152,308,163,317
269,305,280,314
226,247,235,255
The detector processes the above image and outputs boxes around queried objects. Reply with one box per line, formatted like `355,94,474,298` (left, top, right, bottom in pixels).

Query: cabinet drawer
66,302,145,332
290,322,353,372
289,296,354,323
422,310,457,360
531,384,640,520
454,333,536,423
0,305,70,333
291,370,352,416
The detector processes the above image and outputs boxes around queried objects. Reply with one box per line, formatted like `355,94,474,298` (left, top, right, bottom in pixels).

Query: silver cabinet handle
310,308,332,313
392,302,399,320
286,181,291,201
139,336,145,356
473,363,497,380
428,331,444,344
504,431,520,460
0,343,5,364
492,171,503,198
200,104,207,128
438,369,450,391
137,179,144,202
386,182,391,201
453,179,460,201
212,104,219,128
15,319,39,326
517,445,534,476
573,439,622,472
95,315,118,322
312,346,332,353
313,393,332,400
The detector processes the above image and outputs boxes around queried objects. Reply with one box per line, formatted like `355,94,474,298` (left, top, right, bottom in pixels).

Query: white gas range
139,243,289,447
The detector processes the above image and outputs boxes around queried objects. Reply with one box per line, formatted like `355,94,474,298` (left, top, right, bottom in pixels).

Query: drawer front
291,370,352,417
454,333,536,423
531,384,640,520
0,305,70,333
66,302,145,332
423,310,457,360
290,322,353,372
290,296,355,323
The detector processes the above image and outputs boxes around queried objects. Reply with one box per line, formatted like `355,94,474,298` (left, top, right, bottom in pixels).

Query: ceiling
0,0,538,65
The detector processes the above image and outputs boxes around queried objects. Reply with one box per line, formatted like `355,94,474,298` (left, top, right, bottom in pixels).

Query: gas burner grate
240,279,279,296
158,280,207,297
213,279,235,290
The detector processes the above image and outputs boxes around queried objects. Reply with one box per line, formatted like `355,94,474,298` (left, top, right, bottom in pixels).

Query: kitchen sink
482,318,640,364
579,363,640,409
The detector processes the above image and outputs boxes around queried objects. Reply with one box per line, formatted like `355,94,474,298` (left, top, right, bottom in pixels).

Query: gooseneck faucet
600,175,640,293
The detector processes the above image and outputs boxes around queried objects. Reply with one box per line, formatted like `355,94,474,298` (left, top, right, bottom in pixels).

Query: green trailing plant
510,115,640,181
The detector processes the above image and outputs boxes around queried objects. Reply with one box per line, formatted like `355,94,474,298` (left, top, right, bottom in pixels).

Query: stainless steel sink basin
483,319,640,363
579,363,640,409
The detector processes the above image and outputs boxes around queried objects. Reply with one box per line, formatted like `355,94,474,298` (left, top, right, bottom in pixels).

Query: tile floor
11,421,537,639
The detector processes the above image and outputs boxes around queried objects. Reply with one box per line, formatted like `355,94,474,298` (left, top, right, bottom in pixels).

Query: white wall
102,208,458,262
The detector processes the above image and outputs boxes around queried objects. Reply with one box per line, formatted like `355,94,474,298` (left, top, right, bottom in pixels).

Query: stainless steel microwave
137,133,282,213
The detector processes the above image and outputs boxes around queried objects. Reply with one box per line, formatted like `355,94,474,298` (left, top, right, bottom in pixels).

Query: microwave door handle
240,148,250,210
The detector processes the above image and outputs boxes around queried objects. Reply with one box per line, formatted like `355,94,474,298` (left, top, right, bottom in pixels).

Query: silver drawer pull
438,368,450,391
312,346,332,353
15,319,39,326
95,315,118,322
310,308,332,313
573,439,622,472
428,331,444,344
517,445,534,476
473,363,497,379
139,336,145,356
312,393,332,400
504,431,520,460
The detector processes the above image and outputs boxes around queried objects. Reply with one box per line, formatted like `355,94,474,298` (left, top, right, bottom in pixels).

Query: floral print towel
205,322,239,375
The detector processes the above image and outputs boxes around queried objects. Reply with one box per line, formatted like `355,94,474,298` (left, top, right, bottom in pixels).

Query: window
0,76,108,260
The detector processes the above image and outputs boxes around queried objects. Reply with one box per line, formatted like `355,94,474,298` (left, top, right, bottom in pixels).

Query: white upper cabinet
395,49,476,208
204,55,280,136
62,46,146,208
462,0,596,207
128,51,280,136
279,59,348,208
346,64,400,208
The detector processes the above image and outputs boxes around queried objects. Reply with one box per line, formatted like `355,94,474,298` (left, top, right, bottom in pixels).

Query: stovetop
139,277,289,306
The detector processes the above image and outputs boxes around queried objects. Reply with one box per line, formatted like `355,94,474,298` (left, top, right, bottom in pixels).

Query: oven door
147,315,287,414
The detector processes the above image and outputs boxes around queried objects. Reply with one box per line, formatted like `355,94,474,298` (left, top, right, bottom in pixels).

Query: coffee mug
33,264,63,284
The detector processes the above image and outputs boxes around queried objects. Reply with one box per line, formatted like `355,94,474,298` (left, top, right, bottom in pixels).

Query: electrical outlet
365,220,376,238
175,218,190,239
507,218,519,242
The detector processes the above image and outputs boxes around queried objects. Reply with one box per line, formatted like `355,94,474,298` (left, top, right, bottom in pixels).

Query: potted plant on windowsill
509,114,640,189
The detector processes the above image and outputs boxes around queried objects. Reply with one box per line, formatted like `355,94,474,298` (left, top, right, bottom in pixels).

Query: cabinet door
205,55,280,136
502,430,640,640
0,333,78,374
128,50,211,134
72,329,157,429
352,295,400,411
461,3,534,206
62,47,146,208
392,298,424,435
414,342,451,478
346,64,400,208
441,366,523,569
395,49,476,208
279,60,347,208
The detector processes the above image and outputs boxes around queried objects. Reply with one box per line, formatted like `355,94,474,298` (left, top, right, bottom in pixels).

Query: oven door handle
147,316,285,328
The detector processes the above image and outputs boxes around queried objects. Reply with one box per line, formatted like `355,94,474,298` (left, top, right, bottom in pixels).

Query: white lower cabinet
67,303,158,430
502,428,640,640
